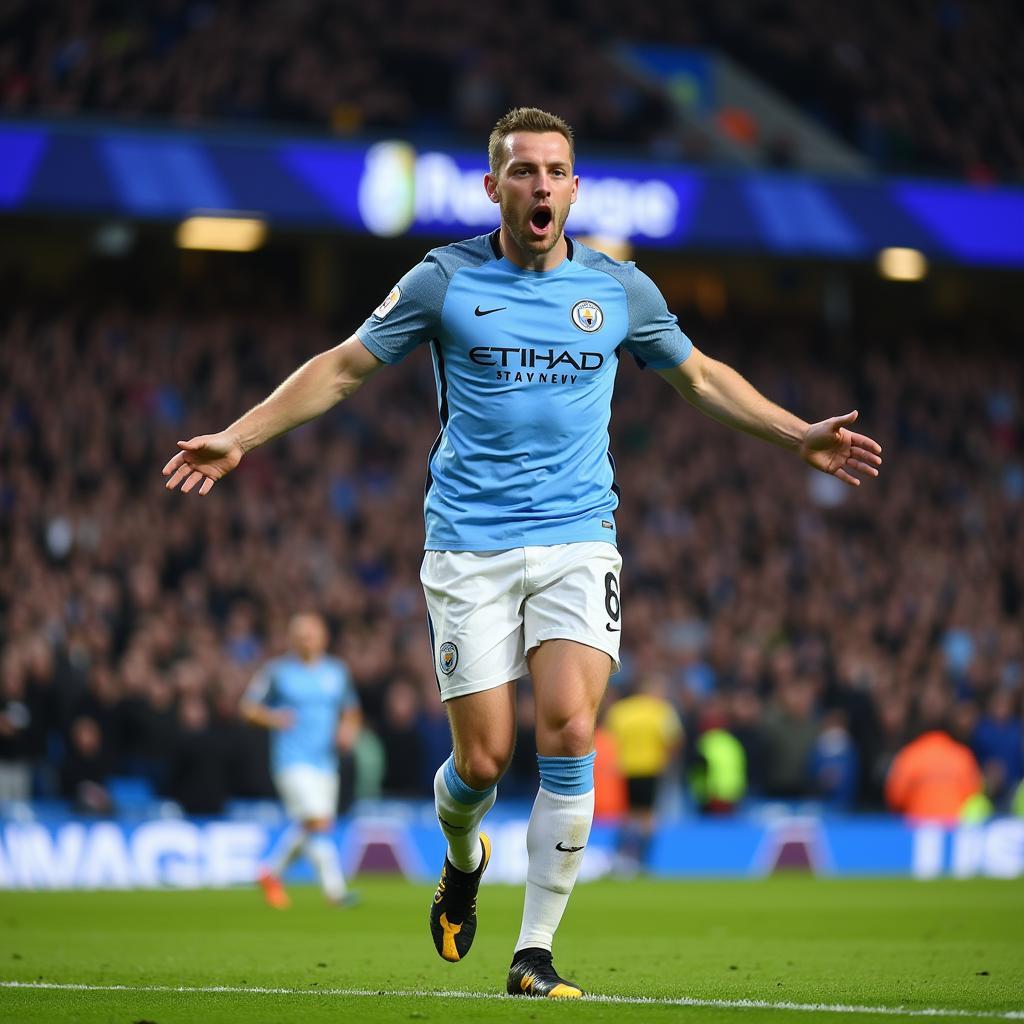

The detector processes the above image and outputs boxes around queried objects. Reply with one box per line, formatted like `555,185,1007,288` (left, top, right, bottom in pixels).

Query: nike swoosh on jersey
606,624,620,632
555,842,585,853
474,305,507,316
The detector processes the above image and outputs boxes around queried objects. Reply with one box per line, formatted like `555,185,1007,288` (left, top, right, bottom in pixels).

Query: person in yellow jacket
603,674,683,872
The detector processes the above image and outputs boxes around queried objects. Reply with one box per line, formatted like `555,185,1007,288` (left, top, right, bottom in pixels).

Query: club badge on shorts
571,299,604,333
439,642,459,675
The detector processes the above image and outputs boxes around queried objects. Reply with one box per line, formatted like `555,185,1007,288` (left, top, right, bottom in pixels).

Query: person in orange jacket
885,697,983,825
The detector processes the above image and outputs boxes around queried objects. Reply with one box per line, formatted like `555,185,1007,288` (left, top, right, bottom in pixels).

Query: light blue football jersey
357,232,692,551
244,655,358,774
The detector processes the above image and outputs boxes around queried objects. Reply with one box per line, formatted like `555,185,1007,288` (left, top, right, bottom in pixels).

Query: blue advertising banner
1,119,1022,265
1,813,1021,889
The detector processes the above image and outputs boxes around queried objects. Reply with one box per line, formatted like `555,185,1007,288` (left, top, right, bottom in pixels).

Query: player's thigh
528,638,613,756
523,541,623,673
421,548,528,702
445,682,518,787
274,765,338,822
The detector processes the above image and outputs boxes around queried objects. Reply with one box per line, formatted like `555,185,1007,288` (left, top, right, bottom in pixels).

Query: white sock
434,756,497,873
305,833,346,902
266,823,305,877
515,786,595,953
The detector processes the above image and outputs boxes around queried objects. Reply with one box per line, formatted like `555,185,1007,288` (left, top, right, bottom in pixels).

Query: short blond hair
488,107,575,176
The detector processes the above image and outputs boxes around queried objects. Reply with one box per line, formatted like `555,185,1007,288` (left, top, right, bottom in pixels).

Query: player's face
289,614,328,660
485,132,578,265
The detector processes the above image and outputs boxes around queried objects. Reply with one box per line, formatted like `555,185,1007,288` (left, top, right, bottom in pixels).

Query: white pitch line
2,980,1021,1020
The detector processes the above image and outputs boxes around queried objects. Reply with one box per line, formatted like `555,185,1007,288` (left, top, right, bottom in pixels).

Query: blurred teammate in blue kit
240,612,361,908
164,107,882,995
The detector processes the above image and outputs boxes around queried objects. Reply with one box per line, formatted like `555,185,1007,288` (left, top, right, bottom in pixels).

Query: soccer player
240,612,361,908
163,107,883,997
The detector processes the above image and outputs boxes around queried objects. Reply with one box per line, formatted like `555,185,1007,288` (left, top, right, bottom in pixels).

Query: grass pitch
1,877,1021,1023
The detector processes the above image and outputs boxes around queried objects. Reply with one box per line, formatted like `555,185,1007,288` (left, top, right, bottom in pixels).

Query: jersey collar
488,228,575,266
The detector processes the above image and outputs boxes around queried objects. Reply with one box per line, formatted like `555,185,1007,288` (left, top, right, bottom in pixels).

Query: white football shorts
421,541,622,702
274,764,339,822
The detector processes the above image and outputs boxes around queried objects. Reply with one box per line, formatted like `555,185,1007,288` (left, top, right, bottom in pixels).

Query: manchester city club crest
438,641,459,675
571,299,604,333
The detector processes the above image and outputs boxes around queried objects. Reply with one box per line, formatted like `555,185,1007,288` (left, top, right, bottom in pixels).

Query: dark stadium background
1,0,1022,890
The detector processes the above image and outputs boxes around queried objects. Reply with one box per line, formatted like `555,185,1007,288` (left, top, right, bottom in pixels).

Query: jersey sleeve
326,658,360,712
356,253,450,364
621,266,693,370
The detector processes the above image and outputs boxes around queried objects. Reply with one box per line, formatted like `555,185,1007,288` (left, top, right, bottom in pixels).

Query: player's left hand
799,410,882,486
162,431,243,495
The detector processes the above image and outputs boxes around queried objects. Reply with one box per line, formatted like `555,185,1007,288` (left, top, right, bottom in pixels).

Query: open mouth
529,207,553,234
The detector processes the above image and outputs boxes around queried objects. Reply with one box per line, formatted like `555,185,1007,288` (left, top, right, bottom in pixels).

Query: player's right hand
162,432,244,495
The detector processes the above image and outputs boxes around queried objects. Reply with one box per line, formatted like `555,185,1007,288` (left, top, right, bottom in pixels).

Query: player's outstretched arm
658,347,882,487
239,699,294,732
163,335,384,495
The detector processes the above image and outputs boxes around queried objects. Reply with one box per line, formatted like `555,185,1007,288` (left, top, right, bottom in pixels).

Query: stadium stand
1,0,1021,178
0,0,1020,832
1,302,1020,814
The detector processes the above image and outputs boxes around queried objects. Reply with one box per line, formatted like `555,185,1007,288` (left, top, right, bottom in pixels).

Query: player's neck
497,224,568,272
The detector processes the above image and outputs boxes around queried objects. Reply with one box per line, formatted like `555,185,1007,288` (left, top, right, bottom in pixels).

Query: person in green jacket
688,708,747,815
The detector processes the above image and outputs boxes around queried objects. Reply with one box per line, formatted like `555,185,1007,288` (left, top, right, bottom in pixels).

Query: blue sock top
537,751,596,796
443,753,496,805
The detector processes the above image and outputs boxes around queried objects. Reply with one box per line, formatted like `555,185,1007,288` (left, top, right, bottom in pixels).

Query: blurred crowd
0,0,673,154
1,299,1021,819
689,0,1023,182
1,0,1021,179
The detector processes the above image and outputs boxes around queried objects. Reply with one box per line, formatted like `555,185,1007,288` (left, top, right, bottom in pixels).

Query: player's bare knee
455,747,510,790
539,714,595,758
304,817,332,833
